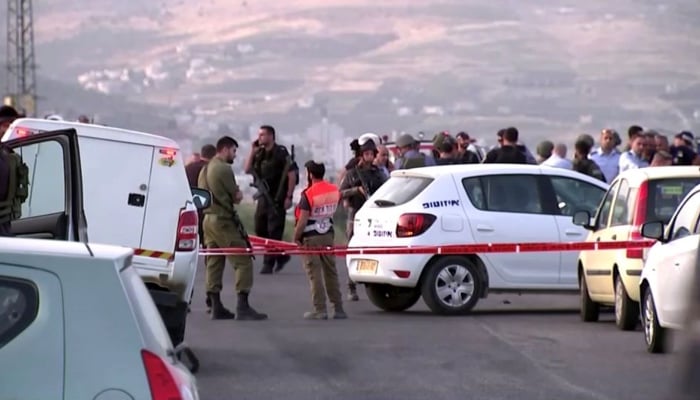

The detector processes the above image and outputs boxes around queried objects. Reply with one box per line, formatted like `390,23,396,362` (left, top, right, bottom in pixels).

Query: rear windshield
647,178,700,223
368,176,434,207
120,265,174,356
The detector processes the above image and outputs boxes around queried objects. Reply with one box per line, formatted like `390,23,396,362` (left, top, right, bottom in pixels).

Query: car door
462,172,560,286
546,175,608,284
584,180,620,296
4,129,87,242
0,266,65,399
657,191,700,325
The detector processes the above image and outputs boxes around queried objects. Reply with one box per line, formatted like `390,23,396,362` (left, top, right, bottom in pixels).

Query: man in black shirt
483,127,528,164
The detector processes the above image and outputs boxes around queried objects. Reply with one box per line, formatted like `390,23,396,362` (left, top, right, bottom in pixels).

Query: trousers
302,233,342,312
202,214,254,294
345,208,357,290
254,198,287,267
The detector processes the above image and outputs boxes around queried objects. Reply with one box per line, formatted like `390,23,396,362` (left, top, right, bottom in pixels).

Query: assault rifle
354,165,373,200
249,170,280,217
231,208,255,260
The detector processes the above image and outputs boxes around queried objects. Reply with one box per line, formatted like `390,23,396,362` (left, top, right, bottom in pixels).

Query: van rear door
140,146,192,256
5,128,87,242
78,138,153,249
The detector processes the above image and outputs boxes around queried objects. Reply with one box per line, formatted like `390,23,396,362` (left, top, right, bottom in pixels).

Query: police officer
199,136,267,320
244,125,298,275
293,160,347,320
340,139,387,300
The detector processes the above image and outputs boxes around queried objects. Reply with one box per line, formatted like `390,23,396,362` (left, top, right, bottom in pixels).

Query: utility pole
4,0,38,117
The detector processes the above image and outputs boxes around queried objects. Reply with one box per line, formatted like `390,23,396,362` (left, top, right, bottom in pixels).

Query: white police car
346,164,609,315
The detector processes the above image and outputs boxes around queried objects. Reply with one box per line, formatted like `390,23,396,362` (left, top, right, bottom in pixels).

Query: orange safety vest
294,180,340,234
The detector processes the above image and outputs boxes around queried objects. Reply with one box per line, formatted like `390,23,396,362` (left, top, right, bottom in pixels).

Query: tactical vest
295,180,340,235
253,145,293,199
401,153,427,169
0,147,29,224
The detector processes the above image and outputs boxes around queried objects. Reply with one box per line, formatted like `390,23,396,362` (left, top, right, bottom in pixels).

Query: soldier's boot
332,304,348,320
260,264,274,274
208,292,236,320
236,292,268,320
205,291,212,313
303,310,328,320
347,282,359,302
275,255,291,273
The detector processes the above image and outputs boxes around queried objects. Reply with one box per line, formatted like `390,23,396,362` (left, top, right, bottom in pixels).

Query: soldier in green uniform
244,125,298,275
198,136,267,321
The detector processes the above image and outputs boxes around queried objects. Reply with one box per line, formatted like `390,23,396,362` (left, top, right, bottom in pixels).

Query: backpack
0,146,29,222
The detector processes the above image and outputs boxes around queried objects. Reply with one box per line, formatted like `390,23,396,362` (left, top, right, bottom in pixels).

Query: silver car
0,237,200,400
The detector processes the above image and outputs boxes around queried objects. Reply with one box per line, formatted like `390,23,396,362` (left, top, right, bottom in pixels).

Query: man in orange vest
293,160,347,320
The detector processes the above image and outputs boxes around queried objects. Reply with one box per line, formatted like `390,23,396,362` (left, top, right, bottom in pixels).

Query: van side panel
140,147,192,253
79,138,154,249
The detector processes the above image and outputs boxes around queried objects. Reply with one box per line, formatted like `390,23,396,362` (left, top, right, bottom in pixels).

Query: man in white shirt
618,133,649,172
589,128,621,183
542,143,572,169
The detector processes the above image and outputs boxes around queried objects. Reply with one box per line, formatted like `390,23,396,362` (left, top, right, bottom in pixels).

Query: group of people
184,123,700,321
535,126,700,183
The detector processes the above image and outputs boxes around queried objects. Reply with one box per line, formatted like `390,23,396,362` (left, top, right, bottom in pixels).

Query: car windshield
368,176,434,208
647,178,700,224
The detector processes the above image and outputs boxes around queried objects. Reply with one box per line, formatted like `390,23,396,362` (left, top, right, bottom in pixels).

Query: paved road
185,257,679,400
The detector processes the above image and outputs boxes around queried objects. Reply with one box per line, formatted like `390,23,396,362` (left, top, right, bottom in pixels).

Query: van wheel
614,275,639,331
421,257,482,315
642,288,668,354
365,284,421,312
580,274,599,322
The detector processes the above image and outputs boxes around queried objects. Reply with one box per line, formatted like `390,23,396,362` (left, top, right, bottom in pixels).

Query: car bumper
346,254,432,288
133,251,198,302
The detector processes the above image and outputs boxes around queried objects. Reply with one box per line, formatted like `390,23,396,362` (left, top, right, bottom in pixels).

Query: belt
204,214,232,221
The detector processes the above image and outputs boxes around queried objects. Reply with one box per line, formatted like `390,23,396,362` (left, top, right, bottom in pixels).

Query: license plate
357,259,378,274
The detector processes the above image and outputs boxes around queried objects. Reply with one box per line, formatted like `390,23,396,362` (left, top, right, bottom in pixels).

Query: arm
339,170,361,199
216,164,240,205
244,147,256,174
286,168,297,199
293,192,311,243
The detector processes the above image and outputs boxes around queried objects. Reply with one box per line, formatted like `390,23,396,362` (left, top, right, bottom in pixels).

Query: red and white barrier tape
199,235,655,256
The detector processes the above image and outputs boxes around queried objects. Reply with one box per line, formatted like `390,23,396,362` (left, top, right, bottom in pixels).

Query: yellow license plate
357,259,378,274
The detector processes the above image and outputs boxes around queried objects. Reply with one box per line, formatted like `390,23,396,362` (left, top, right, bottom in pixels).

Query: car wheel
365,284,421,312
421,257,482,315
614,274,639,331
580,273,600,322
642,288,668,354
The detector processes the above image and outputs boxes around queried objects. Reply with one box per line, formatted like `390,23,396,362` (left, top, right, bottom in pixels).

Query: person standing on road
199,136,268,321
340,139,387,301
186,144,217,244
244,125,298,275
293,160,347,320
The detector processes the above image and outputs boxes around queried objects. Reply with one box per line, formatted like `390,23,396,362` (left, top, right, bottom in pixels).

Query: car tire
365,284,421,312
642,288,668,354
580,273,600,322
614,274,639,331
421,257,482,315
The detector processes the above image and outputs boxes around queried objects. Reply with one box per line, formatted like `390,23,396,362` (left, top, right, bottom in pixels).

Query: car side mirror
190,187,212,210
572,210,593,230
641,221,666,242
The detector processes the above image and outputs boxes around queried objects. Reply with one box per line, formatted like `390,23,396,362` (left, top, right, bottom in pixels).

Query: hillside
3,0,700,146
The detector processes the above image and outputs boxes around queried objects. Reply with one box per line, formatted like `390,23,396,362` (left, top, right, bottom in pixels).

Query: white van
1,118,212,346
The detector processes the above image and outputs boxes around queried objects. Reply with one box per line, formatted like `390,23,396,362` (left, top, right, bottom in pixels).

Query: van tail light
141,349,186,400
176,209,198,252
396,213,436,238
627,181,648,259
